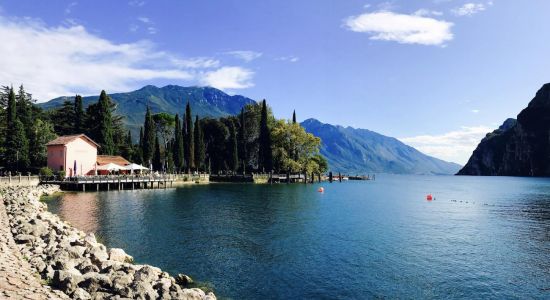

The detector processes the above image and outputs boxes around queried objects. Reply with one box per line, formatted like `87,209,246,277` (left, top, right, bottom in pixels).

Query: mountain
39,85,256,138
301,118,462,175
458,83,550,176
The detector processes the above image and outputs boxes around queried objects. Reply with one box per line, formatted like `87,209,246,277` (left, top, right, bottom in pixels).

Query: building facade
46,134,99,177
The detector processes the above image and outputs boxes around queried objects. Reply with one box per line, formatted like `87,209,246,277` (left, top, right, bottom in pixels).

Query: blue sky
0,0,549,164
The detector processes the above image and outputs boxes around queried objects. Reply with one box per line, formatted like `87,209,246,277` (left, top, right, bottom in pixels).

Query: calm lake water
46,175,550,299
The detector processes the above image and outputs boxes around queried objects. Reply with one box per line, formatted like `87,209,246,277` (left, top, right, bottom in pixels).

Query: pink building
46,134,99,177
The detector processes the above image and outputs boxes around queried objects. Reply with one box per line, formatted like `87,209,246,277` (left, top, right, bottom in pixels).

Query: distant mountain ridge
40,85,256,138
458,83,550,176
301,118,461,175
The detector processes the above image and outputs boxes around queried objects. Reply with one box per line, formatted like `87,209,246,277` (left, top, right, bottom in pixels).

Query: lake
45,175,550,299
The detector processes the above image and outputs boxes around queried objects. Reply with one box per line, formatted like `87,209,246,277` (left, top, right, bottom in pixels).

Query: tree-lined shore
0,86,327,176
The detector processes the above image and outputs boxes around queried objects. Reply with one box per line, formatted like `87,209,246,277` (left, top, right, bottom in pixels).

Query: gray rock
52,269,83,294
72,287,92,300
108,248,134,263
79,272,112,293
14,233,35,244
175,273,194,286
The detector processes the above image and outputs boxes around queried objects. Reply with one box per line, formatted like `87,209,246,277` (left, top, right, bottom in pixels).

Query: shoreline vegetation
0,85,328,179
1,184,216,299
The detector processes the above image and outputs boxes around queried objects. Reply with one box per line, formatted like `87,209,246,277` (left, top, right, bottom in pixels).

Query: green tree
258,99,273,172
16,85,33,139
238,108,247,173
142,106,156,165
184,102,194,172
6,119,30,171
227,120,239,172
202,119,229,173
292,110,296,124
193,115,205,171
271,120,323,174
121,130,134,161
52,101,75,135
173,114,184,171
153,136,162,171
96,90,115,155
74,95,85,133
28,119,57,168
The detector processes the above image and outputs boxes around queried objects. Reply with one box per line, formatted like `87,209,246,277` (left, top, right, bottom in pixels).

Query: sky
0,0,549,164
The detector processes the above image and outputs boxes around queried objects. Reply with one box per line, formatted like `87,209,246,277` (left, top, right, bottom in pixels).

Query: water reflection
56,192,100,233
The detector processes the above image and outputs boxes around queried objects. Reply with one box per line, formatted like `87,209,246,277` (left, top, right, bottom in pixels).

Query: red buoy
318,187,325,193
426,194,433,201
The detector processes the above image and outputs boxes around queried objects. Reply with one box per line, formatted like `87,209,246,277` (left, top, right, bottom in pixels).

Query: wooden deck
40,175,181,191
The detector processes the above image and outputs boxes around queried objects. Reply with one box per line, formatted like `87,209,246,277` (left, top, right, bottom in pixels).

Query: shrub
39,167,54,177
58,170,66,178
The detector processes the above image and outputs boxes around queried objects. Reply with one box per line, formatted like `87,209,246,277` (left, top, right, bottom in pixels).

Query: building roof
46,134,100,148
97,155,130,166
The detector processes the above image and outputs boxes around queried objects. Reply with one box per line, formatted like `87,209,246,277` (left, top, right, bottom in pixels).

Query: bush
57,170,66,178
39,167,54,177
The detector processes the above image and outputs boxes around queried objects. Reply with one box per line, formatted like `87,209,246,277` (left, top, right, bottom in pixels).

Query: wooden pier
40,175,177,191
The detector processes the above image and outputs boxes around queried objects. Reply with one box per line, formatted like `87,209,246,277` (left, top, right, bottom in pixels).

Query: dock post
107,183,109,191
82,184,85,192
96,184,99,191
304,172,307,184
338,172,342,182
118,179,121,190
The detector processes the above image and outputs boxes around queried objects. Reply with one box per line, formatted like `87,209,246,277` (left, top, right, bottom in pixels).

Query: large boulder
108,248,134,263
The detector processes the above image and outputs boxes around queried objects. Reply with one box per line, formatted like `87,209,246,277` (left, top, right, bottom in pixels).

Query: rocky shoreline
0,185,216,300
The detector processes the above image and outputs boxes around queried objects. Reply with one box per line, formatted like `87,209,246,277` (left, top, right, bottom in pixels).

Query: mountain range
301,119,461,175
40,85,461,175
40,85,255,138
458,83,550,176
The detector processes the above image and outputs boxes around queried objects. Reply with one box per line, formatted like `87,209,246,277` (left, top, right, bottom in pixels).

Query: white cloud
128,0,146,7
65,2,77,15
471,109,480,113
136,16,156,34
0,16,254,101
225,50,263,62
451,3,486,16
414,9,443,17
201,67,254,90
171,57,220,69
344,11,453,46
276,56,300,63
400,125,493,164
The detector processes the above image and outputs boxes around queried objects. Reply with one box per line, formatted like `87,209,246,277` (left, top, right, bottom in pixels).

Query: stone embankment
0,185,216,300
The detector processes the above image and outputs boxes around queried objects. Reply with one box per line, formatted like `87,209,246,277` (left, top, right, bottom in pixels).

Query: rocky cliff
458,83,550,176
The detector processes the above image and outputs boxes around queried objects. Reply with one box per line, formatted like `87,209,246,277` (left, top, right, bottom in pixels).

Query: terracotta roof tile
46,134,99,147
97,155,130,166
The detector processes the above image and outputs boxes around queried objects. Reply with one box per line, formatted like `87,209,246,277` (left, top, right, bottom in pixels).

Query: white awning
96,163,125,171
124,163,149,171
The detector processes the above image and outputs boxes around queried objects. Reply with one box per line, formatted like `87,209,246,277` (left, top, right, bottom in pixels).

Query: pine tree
96,90,115,155
122,130,133,161
153,136,162,171
184,102,194,172
7,120,30,171
194,115,205,172
173,114,184,171
142,106,156,165
258,99,273,172
74,95,84,133
292,110,296,124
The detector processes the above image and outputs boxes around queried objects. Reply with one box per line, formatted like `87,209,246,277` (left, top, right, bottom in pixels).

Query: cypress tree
258,99,273,172
142,106,156,165
238,108,247,174
16,85,32,138
173,114,184,171
228,121,239,173
184,102,194,172
153,136,162,171
194,115,205,172
124,130,133,161
74,95,84,133
137,127,144,164
96,90,115,155
4,87,28,171
292,110,296,124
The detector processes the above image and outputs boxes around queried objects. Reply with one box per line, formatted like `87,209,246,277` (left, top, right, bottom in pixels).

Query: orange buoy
426,194,433,201
318,187,325,193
